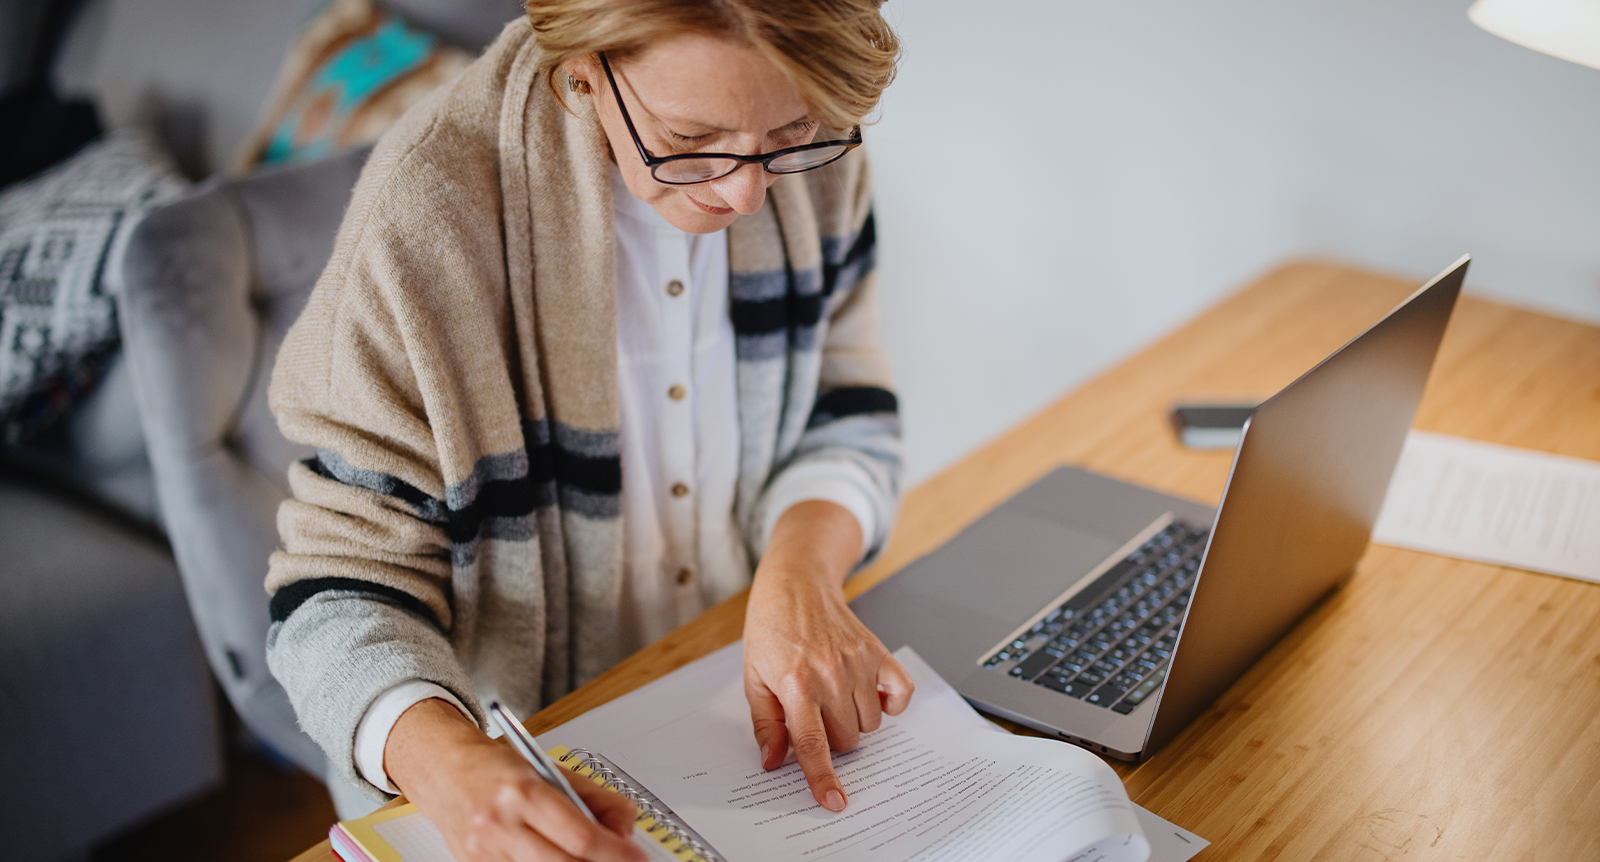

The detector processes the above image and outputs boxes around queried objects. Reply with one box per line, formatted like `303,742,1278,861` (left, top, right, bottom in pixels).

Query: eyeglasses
598,52,862,186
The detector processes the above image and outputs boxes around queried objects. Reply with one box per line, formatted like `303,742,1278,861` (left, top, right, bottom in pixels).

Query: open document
1373,431,1600,582
543,643,1207,862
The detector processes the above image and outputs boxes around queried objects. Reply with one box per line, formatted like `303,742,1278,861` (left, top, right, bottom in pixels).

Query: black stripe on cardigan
822,211,876,299
305,442,621,546
730,292,823,336
268,577,446,629
807,386,899,428
730,212,877,337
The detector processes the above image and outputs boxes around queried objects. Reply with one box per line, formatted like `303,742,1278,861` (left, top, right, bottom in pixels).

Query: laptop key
1011,647,1062,681
1037,670,1091,698
1059,650,1096,675
1085,679,1131,708
1075,667,1108,686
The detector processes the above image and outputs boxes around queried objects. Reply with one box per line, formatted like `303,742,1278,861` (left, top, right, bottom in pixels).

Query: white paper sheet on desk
543,643,1209,862
1373,431,1600,582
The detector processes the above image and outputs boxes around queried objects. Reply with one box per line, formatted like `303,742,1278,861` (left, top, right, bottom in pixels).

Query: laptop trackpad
899,510,1123,628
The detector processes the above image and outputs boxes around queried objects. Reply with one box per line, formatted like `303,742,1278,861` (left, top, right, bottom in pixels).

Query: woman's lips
686,193,733,215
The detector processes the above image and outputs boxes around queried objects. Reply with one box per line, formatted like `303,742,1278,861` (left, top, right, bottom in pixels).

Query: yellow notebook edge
332,802,419,862
328,746,710,862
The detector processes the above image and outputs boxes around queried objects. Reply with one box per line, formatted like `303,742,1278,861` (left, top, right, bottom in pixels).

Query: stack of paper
1374,431,1600,582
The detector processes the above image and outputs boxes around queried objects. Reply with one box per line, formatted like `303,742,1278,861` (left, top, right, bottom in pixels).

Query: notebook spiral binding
558,747,726,862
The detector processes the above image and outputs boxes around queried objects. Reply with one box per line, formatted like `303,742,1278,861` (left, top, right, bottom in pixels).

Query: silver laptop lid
1141,256,1469,754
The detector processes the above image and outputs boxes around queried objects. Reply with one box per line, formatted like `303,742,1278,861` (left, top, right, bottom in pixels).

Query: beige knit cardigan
263,19,901,797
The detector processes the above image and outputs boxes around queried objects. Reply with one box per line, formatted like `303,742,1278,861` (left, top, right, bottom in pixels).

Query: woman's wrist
757,499,864,590
384,696,490,799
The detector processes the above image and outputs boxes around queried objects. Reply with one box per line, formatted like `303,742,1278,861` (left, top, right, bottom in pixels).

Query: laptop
852,256,1469,760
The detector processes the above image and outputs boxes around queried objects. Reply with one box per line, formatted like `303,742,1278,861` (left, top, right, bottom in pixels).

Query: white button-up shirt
610,161,748,653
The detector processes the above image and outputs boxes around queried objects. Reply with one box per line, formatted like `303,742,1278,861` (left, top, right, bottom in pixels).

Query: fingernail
824,789,846,812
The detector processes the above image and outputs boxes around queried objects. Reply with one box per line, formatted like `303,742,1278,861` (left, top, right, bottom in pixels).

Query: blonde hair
523,0,900,130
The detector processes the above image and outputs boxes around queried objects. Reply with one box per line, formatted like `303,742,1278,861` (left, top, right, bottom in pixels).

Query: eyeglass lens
651,145,855,184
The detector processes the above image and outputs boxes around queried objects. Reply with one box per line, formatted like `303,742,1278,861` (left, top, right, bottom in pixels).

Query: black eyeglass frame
597,52,863,186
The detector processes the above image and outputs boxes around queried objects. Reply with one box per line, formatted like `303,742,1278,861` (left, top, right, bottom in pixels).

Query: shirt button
667,384,686,401
666,279,684,297
671,482,690,498
676,568,694,585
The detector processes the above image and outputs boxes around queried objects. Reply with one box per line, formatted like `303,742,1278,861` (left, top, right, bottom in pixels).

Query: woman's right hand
385,698,647,862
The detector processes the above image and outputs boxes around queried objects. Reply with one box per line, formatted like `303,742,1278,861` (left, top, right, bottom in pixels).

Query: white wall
868,0,1600,485
59,0,1600,484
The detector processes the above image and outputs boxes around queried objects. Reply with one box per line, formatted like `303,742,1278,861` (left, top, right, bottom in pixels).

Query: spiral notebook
329,750,716,862
329,644,1208,862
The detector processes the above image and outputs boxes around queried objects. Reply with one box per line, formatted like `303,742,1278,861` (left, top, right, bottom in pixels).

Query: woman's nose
710,163,768,215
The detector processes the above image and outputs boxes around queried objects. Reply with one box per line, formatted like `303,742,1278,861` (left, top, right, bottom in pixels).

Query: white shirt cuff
760,461,883,563
354,679,473,794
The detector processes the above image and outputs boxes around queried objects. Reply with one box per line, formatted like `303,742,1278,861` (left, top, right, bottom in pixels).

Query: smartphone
1168,403,1256,450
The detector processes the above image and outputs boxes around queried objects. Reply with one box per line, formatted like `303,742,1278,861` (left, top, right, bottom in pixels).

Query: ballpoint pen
487,701,599,823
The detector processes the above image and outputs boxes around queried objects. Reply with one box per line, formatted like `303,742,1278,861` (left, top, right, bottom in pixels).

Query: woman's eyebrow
666,114,815,135
773,115,815,132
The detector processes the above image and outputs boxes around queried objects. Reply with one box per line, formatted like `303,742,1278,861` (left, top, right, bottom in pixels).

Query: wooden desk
292,261,1600,860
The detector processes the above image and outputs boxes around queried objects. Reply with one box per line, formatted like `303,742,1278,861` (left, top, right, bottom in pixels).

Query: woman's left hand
742,500,915,814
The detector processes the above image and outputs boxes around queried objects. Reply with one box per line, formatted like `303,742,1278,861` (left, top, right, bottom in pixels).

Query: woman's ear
563,57,595,95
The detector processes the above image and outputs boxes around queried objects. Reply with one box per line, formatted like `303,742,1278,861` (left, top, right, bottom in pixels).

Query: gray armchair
0,473,221,862
119,145,373,815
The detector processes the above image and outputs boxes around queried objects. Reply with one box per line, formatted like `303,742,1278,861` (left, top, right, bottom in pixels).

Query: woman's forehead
620,32,809,131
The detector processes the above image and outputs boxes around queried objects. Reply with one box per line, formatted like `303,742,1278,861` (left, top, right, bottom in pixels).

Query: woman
266,2,908,859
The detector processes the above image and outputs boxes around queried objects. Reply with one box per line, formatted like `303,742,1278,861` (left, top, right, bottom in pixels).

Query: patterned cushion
0,131,188,444
232,0,474,171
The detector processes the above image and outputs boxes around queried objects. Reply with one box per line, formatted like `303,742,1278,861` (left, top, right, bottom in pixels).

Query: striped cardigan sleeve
262,78,521,800
752,157,902,564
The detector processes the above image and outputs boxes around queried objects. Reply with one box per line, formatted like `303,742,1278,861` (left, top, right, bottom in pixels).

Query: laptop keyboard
981,520,1207,714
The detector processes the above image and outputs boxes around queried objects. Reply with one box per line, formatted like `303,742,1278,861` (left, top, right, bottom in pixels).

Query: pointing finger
785,702,847,812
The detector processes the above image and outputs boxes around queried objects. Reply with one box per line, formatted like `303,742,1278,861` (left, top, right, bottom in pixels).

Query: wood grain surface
292,260,1600,861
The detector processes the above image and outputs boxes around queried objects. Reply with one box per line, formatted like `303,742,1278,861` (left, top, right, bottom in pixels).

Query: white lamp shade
1470,0,1600,70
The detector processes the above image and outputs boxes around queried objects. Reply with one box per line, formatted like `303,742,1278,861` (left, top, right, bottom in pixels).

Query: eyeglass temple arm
598,52,659,167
